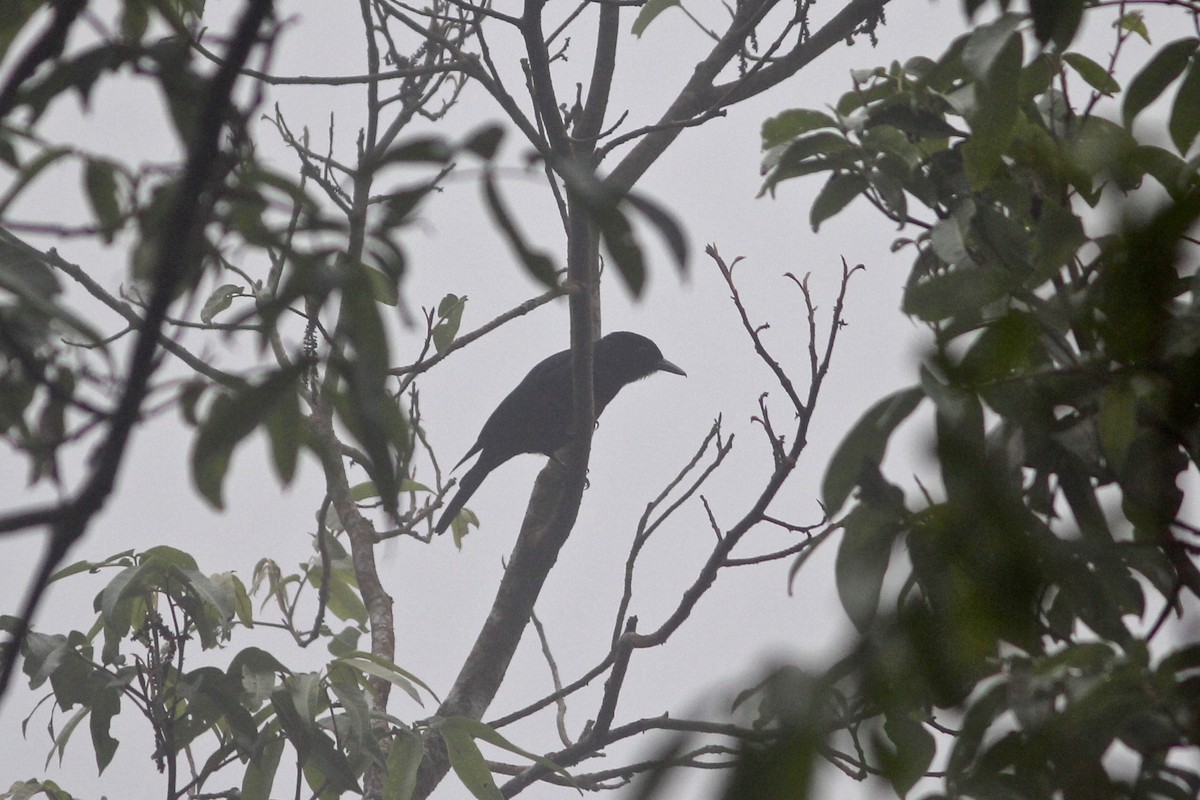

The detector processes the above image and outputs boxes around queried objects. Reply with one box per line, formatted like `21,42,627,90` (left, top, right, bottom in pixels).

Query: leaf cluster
732,2,1200,797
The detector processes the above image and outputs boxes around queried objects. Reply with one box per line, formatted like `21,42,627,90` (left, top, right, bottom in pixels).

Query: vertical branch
576,1,620,145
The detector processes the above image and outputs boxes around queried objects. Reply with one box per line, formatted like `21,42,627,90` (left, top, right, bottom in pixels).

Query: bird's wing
476,348,573,457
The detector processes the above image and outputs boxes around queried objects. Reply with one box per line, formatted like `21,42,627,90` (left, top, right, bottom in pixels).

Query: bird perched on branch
434,331,686,534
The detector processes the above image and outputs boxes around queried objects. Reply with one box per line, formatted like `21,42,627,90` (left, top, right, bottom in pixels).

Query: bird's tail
434,456,492,534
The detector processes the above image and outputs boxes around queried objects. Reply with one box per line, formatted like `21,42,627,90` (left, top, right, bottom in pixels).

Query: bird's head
596,331,686,383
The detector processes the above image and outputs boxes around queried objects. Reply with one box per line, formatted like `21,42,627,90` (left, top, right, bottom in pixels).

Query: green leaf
384,729,426,800
903,263,1011,323
1118,12,1150,44
463,124,503,159
920,365,984,454
0,0,44,56
200,283,240,324
1123,38,1198,128
438,717,573,783
1030,0,1084,50
338,651,438,706
882,715,936,796
596,204,646,295
958,311,1043,384
350,480,379,502
317,569,368,625
241,738,285,800
626,191,688,271
964,30,1022,183
440,724,502,800
1063,53,1119,96
835,502,896,631
631,0,679,37
265,385,303,485
761,109,839,149
432,294,466,354
1168,56,1200,154
810,172,868,231
89,681,120,773
48,551,136,583
191,368,303,509
1130,145,1191,199
364,265,399,307
961,14,1023,81
822,386,923,514
83,158,122,241
481,171,557,287
384,136,452,164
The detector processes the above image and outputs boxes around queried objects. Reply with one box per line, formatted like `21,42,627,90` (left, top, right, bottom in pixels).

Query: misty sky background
1,1,1195,798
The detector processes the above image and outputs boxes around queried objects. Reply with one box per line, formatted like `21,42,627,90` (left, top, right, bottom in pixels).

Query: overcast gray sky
2,2,1193,798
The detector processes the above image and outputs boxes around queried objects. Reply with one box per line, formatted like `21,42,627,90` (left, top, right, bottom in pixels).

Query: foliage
734,0,1200,797
0,0,895,798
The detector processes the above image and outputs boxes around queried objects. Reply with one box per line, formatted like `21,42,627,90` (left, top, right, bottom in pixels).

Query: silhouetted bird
434,331,686,534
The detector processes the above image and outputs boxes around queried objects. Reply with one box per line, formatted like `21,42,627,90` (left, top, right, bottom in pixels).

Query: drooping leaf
1168,56,1200,154
810,172,868,231
439,723,502,800
835,500,897,632
191,368,303,509
83,158,123,241
1123,38,1199,128
822,386,923,514
631,0,680,37
481,171,557,287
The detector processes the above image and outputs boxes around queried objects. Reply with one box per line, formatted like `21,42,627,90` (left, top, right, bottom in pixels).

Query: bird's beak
656,358,687,377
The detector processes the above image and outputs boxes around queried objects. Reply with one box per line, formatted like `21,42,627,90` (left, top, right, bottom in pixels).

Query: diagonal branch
606,0,891,194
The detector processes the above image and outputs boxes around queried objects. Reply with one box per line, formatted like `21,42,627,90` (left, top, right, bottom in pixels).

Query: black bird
434,331,686,534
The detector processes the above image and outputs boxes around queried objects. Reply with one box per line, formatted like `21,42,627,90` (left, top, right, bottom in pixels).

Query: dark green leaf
595,205,645,295
481,171,557,287
964,31,1022,183
440,717,572,782
1168,56,1200,154
836,502,896,631
626,191,688,271
1123,38,1198,128
810,172,868,231
89,682,120,772
384,137,452,164
882,715,936,796
83,158,122,241
1063,53,1119,96
903,262,1011,322
265,383,303,485
1031,0,1084,49
822,386,923,513
761,109,839,149
191,368,303,509
463,125,503,159
364,265,399,307
1131,145,1191,199
961,14,1023,80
